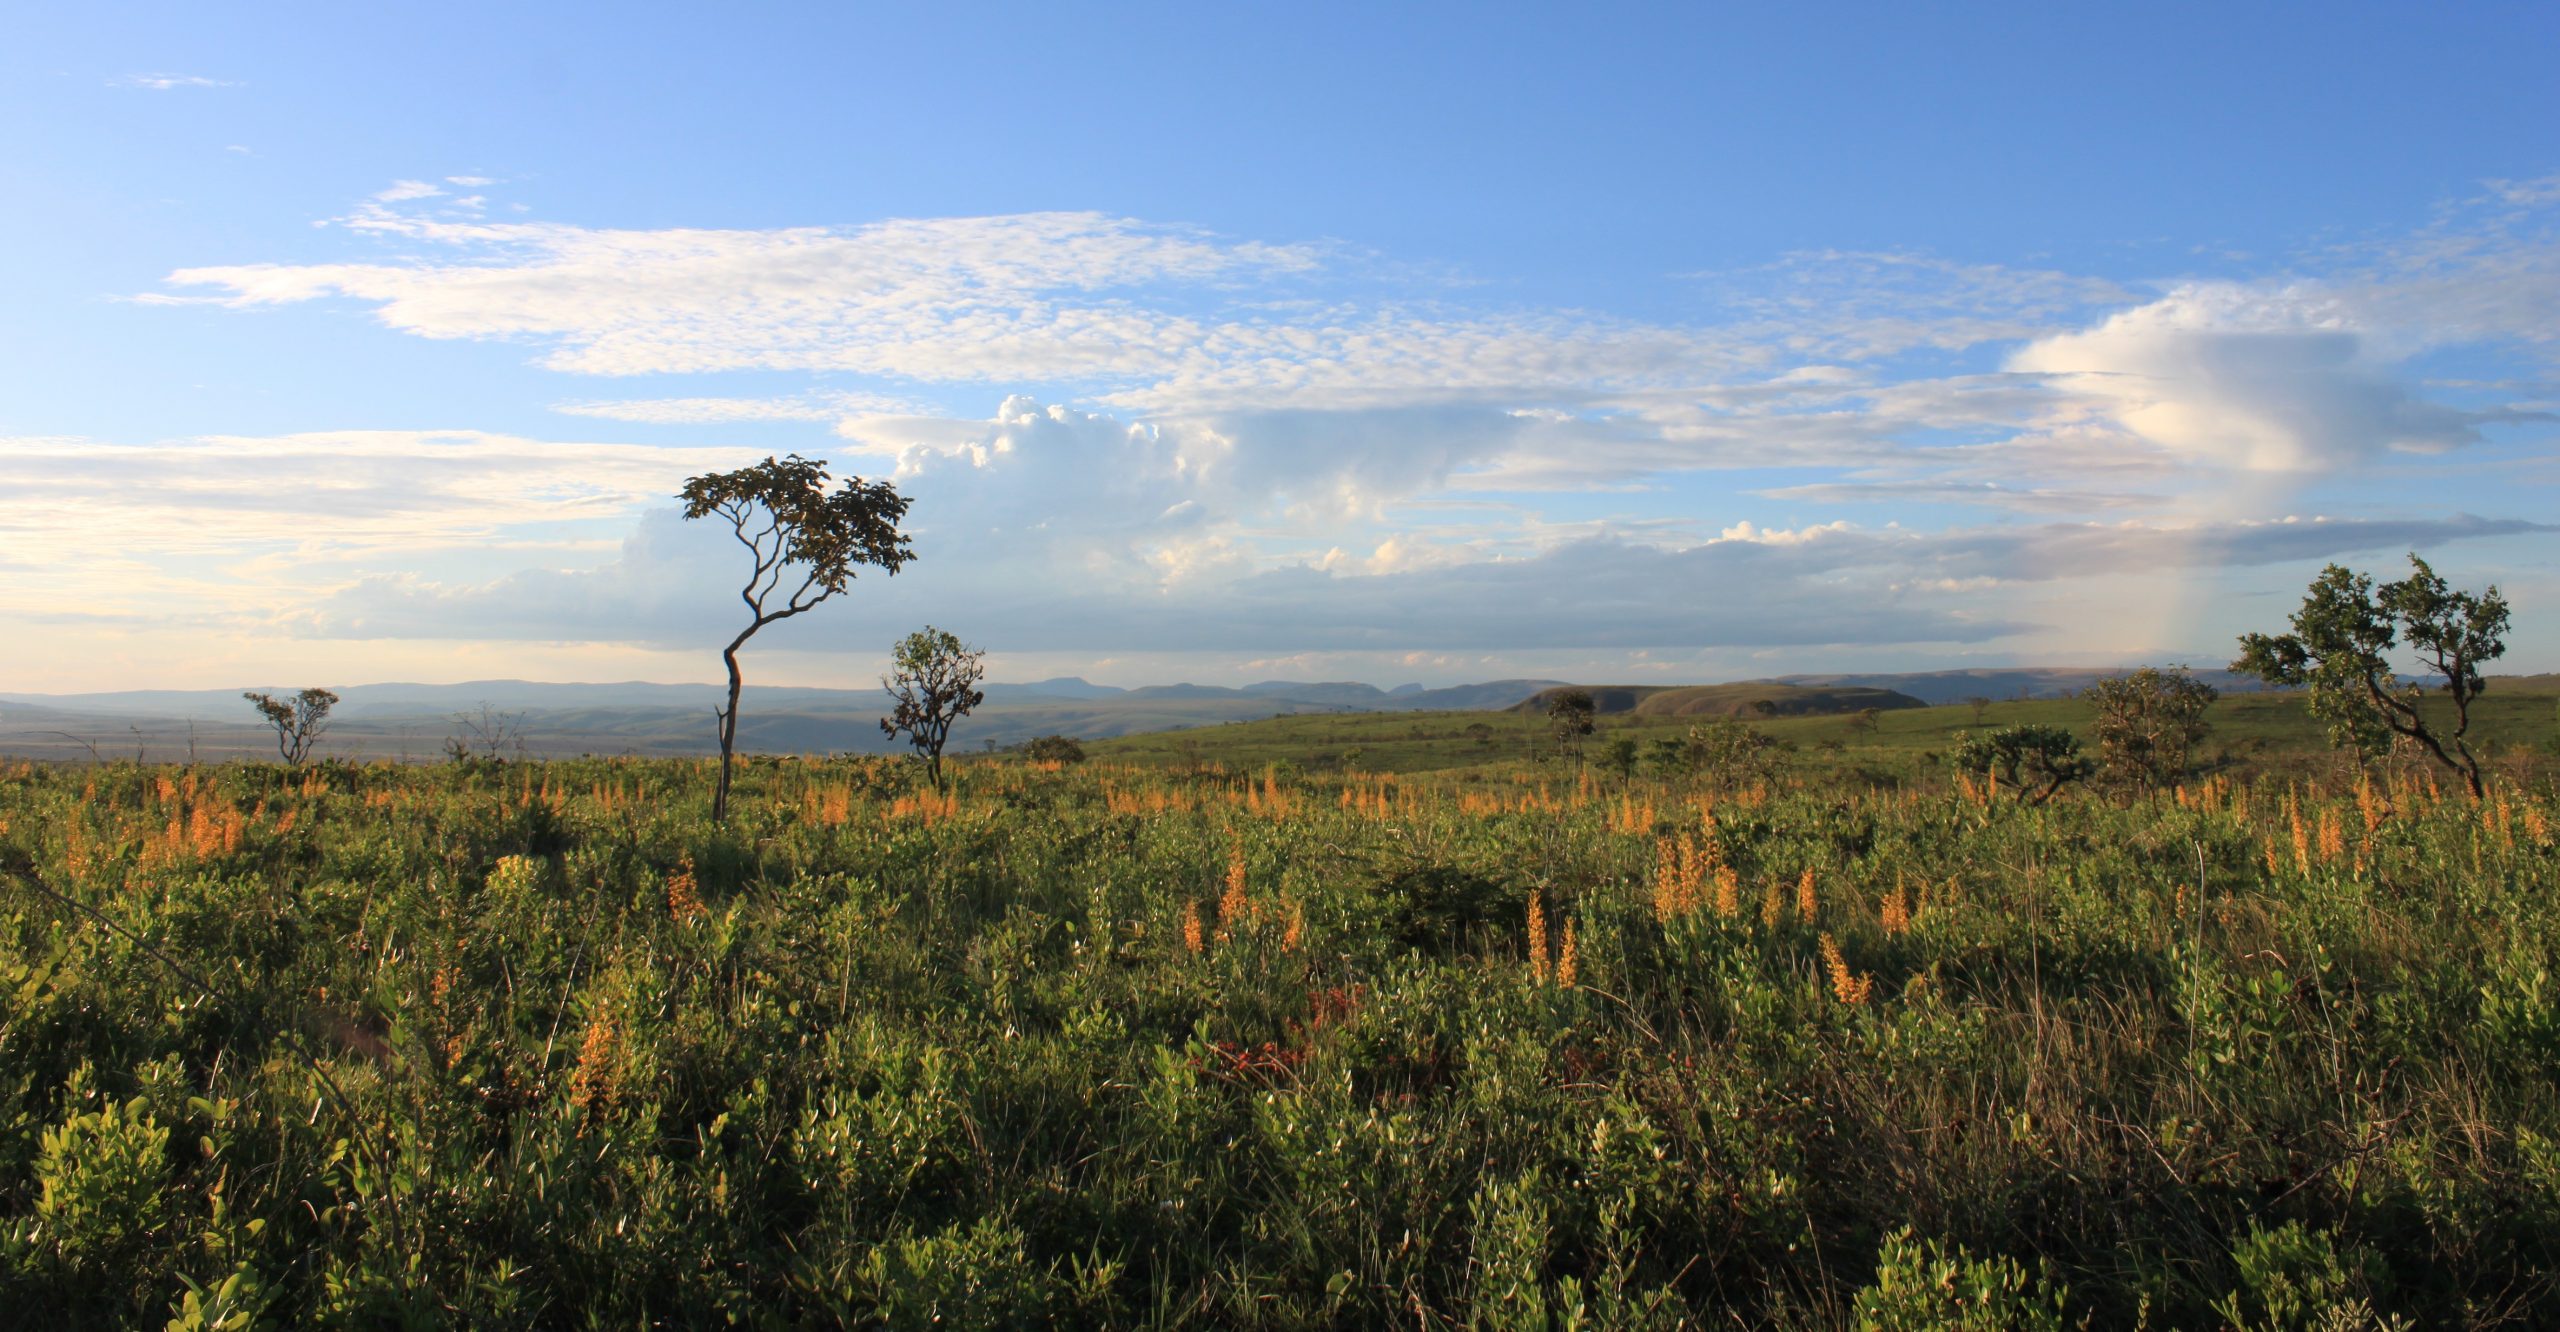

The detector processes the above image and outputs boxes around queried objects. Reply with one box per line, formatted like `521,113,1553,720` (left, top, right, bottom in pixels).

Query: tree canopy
881,626,988,788
680,455,914,822
2232,554,2507,798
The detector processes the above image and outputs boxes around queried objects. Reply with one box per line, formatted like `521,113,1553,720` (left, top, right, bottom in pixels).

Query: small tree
1949,725,2091,806
2084,666,2217,792
680,455,913,823
2231,553,2508,799
1682,718,1790,789
880,626,987,787
1599,734,1641,782
1964,696,1993,727
1024,734,1086,766
443,702,529,764
242,688,337,767
1844,707,1882,737
1546,689,1597,755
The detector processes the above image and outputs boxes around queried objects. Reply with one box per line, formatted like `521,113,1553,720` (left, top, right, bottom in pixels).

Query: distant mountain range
0,676,1573,762
0,667,2310,763
1511,682,1929,717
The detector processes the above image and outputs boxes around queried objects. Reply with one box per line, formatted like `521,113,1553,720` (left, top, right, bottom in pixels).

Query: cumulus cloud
100,178,2560,679
2008,283,2491,471
150,182,2559,516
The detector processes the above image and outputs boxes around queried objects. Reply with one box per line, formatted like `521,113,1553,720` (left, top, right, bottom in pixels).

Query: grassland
0,686,2556,1327
1087,677,2560,779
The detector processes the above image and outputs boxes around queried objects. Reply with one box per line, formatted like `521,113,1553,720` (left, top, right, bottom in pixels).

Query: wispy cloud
105,178,2560,671
113,73,237,91
554,391,925,425
156,179,2560,511
0,431,762,624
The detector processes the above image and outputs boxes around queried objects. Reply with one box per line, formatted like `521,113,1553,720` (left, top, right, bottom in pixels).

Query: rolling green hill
1089,675,2560,777
1512,682,1927,718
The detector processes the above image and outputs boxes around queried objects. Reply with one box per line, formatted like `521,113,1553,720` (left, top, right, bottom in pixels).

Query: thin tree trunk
714,640,746,823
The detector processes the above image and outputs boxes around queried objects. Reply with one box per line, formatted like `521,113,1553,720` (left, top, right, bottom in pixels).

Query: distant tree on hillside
1024,734,1086,765
1546,689,1597,755
243,688,337,767
443,702,529,764
2231,553,2507,799
680,455,913,823
1681,718,1790,789
881,626,987,788
1844,707,1882,737
1965,696,1994,727
2084,667,2216,792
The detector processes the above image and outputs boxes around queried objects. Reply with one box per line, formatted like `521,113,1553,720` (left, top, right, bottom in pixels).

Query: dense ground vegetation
3,705,2558,1326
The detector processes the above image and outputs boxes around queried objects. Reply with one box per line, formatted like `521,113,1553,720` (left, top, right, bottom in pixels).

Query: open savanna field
1087,677,2560,781
4,688,2560,1328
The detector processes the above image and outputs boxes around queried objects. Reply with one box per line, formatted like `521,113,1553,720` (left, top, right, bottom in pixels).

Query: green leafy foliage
1023,735,1087,765
679,454,914,822
1851,1227,2068,1331
1546,688,1597,754
2234,554,2508,797
238,689,336,767
2085,666,2217,791
880,626,987,787
0,750,2552,1325
1947,723,2091,804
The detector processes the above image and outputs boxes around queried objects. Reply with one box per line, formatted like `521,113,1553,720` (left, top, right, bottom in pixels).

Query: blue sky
4,2,2556,691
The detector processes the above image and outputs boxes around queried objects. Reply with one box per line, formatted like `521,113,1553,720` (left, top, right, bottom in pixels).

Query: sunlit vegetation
2,720,2557,1326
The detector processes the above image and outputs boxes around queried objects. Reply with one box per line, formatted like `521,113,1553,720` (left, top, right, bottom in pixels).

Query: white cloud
554,391,923,425
1755,480,2158,513
152,184,2560,519
108,179,2560,679
165,207,1326,380
113,73,236,90
0,431,763,624
372,180,447,203
2008,283,2490,472
301,506,2545,657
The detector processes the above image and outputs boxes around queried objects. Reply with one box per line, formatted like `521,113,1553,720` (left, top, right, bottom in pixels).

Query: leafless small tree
42,731,102,764
243,688,338,767
444,703,531,763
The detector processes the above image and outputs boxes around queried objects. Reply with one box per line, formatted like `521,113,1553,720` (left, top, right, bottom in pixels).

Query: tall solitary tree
1546,688,1597,756
243,687,338,767
880,626,987,788
680,455,913,823
2231,553,2508,799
